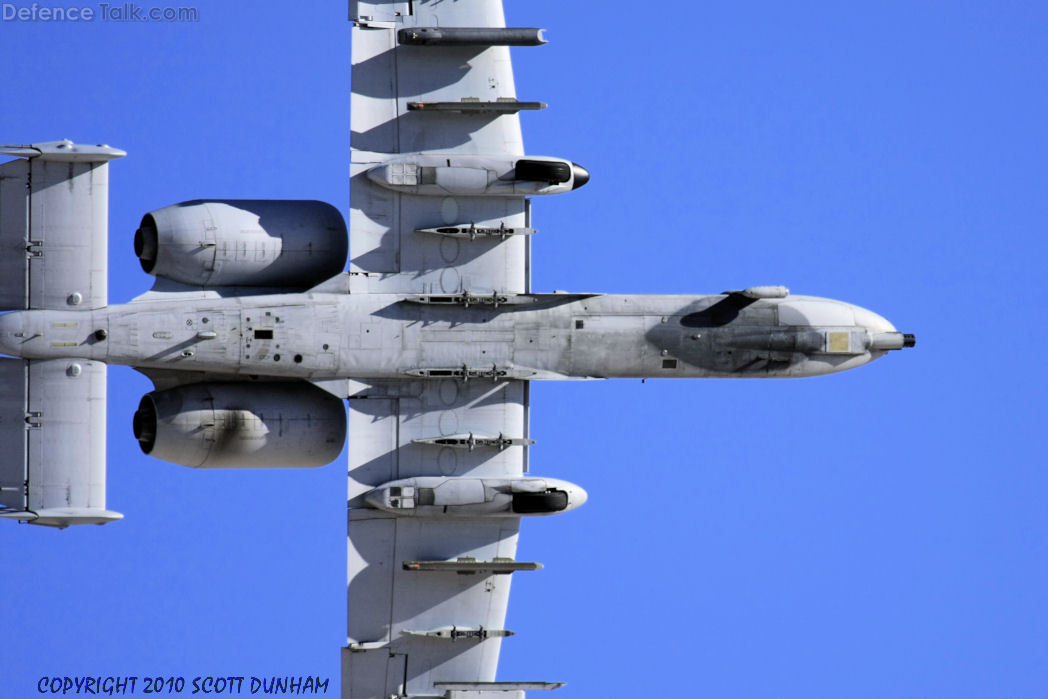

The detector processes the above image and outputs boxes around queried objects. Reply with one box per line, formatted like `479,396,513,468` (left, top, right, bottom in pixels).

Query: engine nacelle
135,199,347,288
133,381,346,468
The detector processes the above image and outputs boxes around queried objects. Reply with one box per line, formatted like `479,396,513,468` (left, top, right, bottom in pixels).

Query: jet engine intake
135,200,347,288
133,381,346,468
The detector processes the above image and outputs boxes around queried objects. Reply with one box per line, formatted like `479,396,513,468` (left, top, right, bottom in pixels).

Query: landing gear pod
365,476,587,517
366,155,589,196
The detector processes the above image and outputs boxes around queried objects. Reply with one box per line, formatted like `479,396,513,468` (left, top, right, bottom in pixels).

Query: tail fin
0,140,124,527
0,139,124,311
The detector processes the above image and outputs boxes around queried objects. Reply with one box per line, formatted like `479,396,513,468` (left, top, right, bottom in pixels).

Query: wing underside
344,379,533,698
346,2,550,696
349,0,535,296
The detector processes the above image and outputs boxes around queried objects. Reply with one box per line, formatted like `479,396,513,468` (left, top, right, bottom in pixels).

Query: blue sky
2,1,1047,697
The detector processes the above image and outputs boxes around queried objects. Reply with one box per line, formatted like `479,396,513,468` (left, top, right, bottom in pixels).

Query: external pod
367,155,589,197
366,477,588,517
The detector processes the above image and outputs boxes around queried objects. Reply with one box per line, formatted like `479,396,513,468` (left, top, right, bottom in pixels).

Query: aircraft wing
349,0,538,296
344,379,535,698
345,2,557,697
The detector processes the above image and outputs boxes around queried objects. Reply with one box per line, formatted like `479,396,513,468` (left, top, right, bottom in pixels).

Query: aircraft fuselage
0,290,910,380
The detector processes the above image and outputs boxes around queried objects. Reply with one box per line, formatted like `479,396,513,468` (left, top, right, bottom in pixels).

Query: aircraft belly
309,303,341,372
0,293,895,382
512,323,550,369
569,315,650,378
188,311,237,366
104,308,241,369
420,329,515,369
339,348,401,378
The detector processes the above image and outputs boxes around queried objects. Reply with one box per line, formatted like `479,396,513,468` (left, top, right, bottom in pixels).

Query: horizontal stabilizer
0,140,123,311
0,357,119,528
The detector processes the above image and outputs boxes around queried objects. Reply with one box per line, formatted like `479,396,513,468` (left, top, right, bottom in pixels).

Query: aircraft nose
851,305,896,334
570,162,590,190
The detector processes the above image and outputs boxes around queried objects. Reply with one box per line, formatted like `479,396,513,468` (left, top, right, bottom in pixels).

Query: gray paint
0,1,915,697
0,291,905,382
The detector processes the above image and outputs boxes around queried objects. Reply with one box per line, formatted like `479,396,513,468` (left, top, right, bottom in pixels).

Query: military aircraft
0,1,913,697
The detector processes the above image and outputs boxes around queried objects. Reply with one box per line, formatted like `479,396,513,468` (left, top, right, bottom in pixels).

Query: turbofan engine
134,199,347,288
132,381,346,468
